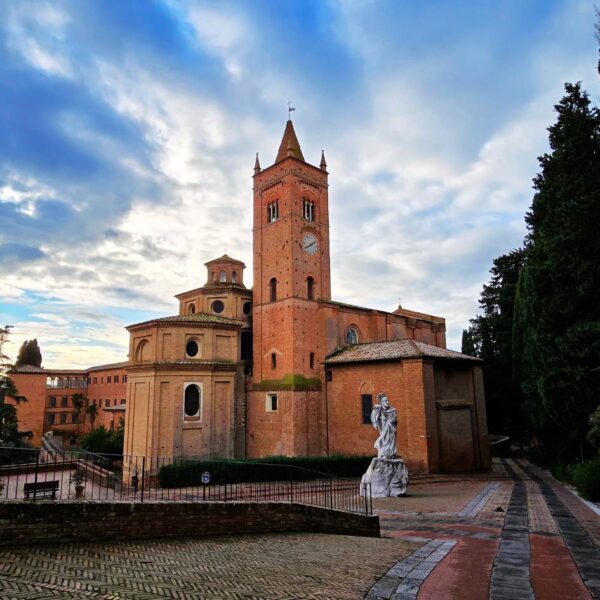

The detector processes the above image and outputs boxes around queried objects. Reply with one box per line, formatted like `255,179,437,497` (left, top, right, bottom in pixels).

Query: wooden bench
24,480,59,499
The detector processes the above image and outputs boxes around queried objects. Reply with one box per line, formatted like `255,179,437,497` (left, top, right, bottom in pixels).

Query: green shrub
158,455,372,488
79,422,123,456
550,462,574,485
571,460,600,502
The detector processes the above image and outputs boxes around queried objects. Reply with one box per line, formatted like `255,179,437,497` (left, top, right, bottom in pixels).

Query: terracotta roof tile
325,339,480,364
127,312,242,330
87,361,129,372
10,365,46,373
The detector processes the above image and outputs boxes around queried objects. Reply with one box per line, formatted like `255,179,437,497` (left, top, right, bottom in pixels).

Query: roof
175,284,251,298
127,312,243,330
325,339,481,365
319,299,445,323
10,365,87,375
204,254,245,266
87,361,129,372
275,120,305,163
10,365,46,374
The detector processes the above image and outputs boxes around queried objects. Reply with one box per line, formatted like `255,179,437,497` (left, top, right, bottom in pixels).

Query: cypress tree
463,249,526,436
514,82,600,461
15,339,42,368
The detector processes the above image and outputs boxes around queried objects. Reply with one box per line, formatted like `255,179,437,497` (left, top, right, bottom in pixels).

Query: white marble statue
371,393,398,459
360,393,409,498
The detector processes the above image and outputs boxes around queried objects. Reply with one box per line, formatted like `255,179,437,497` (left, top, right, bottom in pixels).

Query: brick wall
0,501,380,546
7,372,47,447
86,367,128,431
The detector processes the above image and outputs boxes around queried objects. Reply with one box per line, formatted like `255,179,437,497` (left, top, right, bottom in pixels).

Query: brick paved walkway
0,533,416,599
1,458,598,599
369,458,600,599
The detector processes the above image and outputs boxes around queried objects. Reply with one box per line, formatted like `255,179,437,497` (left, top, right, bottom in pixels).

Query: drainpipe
324,364,330,457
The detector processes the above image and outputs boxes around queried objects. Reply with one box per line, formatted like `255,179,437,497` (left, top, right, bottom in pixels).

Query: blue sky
0,0,598,368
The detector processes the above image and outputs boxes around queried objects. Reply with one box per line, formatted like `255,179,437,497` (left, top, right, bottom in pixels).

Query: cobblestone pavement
1,459,598,599
0,533,417,599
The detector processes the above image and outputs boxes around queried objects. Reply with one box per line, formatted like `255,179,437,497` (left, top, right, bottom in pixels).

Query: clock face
302,233,318,255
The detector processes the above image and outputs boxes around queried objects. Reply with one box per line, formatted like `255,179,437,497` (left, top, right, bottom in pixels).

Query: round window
186,340,199,357
184,384,200,417
243,301,252,315
212,300,225,314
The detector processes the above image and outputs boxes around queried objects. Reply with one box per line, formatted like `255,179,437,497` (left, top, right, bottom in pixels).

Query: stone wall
0,501,380,547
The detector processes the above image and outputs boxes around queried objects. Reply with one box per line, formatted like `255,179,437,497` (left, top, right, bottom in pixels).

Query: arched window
219,270,227,283
345,327,359,345
135,339,151,362
307,276,314,301
188,303,196,314
243,301,252,315
309,352,315,369
269,278,277,302
184,384,201,418
232,271,237,284
271,353,277,370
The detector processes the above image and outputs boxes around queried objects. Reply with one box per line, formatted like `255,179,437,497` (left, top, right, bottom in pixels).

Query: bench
24,480,59,499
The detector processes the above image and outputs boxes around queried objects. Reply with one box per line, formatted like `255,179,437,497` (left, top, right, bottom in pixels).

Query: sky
0,0,598,369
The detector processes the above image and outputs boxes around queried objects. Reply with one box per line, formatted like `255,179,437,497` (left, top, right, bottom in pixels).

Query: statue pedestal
360,458,409,498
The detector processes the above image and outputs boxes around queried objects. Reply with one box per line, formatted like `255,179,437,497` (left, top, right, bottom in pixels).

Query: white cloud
5,1,73,77
2,0,599,364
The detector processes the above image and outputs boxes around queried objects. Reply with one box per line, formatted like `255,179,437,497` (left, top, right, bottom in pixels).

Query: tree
513,82,600,461
0,326,29,446
71,393,86,440
462,249,526,437
15,339,42,368
79,418,124,456
86,403,98,429
461,329,477,357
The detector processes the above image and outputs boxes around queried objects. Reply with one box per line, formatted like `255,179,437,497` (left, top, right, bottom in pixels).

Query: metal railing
0,447,372,515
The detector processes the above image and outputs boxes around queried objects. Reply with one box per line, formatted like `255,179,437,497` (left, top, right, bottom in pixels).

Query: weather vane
287,100,296,120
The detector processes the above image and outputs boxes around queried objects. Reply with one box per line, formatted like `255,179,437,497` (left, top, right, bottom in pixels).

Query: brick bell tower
247,119,330,457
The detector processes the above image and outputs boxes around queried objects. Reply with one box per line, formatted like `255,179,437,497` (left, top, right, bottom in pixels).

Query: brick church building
122,120,490,474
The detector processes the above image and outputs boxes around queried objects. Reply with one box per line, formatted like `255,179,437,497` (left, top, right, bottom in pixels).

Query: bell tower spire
275,119,305,163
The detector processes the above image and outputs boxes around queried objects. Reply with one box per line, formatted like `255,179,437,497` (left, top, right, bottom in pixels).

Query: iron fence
0,447,372,515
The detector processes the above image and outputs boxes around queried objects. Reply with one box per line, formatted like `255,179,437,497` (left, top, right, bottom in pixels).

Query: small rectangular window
107,375,112,383
72,413,78,424
123,375,127,383
93,377,97,384
105,399,110,407
266,393,278,412
101,377,104,384
49,396,56,408
121,398,126,405
361,394,373,425
326,370,333,382
114,375,119,383
60,413,67,424
47,414,55,425
61,396,68,407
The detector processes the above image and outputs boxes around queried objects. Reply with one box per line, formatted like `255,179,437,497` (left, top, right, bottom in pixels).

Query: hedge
158,455,373,488
571,460,600,502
